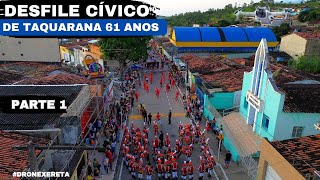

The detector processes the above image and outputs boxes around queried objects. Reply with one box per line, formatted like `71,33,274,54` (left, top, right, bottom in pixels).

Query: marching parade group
121,120,218,180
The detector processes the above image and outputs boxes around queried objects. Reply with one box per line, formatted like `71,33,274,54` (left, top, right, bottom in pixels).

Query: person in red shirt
164,133,170,152
153,121,159,135
198,160,205,180
105,149,113,171
155,88,160,99
146,84,149,93
171,158,178,179
156,112,161,125
175,90,179,101
157,159,164,179
135,91,140,102
164,159,171,180
188,161,194,180
165,83,170,93
145,162,153,180
181,161,188,180
149,72,153,84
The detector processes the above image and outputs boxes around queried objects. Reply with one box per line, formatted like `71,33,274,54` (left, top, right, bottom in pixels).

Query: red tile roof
0,131,48,179
20,73,94,85
271,134,320,177
201,67,252,92
181,54,231,74
295,32,320,39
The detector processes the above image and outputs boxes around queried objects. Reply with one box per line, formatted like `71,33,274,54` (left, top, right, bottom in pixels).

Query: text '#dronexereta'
3,4,154,18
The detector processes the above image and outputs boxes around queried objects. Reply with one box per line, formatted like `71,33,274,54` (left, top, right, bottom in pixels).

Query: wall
209,92,234,110
233,90,242,107
305,39,320,57
61,117,81,145
0,36,60,62
275,109,320,141
280,34,307,59
257,138,305,180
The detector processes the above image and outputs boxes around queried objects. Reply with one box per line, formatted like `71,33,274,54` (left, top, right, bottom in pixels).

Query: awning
222,112,262,157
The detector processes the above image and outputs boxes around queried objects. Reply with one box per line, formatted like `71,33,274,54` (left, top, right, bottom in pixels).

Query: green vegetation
298,8,320,22
289,56,320,73
272,23,290,41
99,37,150,79
166,0,320,27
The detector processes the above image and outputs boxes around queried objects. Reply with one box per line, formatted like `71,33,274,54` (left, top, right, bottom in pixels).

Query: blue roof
174,27,201,42
243,28,277,42
221,27,248,42
173,27,277,43
199,28,221,42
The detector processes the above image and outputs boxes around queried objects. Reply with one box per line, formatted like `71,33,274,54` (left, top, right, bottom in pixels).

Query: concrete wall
60,116,82,145
305,39,320,57
257,138,305,180
280,34,307,59
209,92,235,110
0,36,60,62
52,150,76,171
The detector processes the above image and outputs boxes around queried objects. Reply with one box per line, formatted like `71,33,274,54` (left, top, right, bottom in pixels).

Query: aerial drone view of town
0,0,319,180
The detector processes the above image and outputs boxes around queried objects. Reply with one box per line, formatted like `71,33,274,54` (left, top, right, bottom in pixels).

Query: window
2,53,4,56
263,115,270,130
292,126,303,138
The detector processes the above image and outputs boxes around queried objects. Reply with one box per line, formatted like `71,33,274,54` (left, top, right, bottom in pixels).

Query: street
114,67,249,180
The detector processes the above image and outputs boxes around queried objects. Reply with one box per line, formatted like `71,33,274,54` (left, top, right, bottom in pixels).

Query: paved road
114,68,249,180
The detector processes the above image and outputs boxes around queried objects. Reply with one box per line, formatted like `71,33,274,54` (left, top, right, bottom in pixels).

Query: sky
142,0,255,16
141,0,304,16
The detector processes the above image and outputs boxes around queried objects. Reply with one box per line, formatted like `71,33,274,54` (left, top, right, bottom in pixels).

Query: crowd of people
86,68,142,179
121,119,222,180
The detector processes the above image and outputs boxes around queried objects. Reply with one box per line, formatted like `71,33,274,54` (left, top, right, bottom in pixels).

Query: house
257,135,320,180
0,36,60,63
180,54,250,113
280,32,320,59
0,85,91,145
0,131,89,180
221,39,320,163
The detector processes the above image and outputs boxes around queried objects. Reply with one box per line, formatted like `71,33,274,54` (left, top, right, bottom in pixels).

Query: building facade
280,32,320,59
0,36,60,63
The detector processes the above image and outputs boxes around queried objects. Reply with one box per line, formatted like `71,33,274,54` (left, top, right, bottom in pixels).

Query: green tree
272,23,290,41
215,20,232,27
99,37,150,79
289,56,320,73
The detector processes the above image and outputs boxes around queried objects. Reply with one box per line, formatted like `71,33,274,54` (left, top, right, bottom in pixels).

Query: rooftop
294,32,320,40
181,54,231,74
201,67,252,92
0,85,85,130
271,134,320,178
0,131,48,179
0,62,79,85
181,54,250,92
19,72,94,85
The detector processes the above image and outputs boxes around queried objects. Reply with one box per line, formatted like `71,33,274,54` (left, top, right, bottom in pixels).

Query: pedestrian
149,72,153,84
143,109,148,123
175,90,179,101
225,151,232,169
168,110,172,124
181,161,188,180
135,91,140,102
159,131,164,148
198,161,205,180
131,96,134,107
171,158,178,180
103,157,109,174
188,161,194,180
146,162,153,180
156,112,161,125
148,113,152,125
